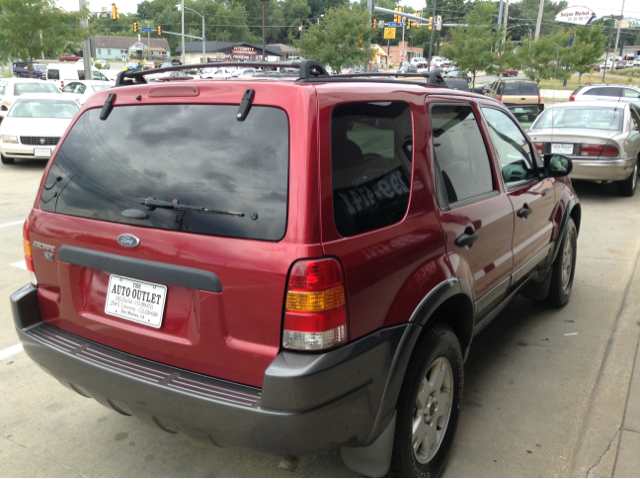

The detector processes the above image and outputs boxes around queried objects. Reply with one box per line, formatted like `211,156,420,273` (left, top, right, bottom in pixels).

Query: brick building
385,42,424,66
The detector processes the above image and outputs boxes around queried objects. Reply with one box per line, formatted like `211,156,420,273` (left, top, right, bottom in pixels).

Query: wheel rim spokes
561,234,573,292
412,357,454,464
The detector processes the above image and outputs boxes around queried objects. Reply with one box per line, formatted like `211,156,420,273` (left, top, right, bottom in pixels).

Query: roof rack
115,59,451,88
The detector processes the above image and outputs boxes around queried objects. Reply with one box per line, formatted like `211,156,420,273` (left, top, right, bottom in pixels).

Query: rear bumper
569,157,636,181
11,284,416,456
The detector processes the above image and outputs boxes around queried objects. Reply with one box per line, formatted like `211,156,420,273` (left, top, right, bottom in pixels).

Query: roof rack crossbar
114,60,330,86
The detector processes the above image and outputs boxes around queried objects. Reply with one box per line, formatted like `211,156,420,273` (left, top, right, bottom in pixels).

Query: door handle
455,231,479,247
518,206,533,218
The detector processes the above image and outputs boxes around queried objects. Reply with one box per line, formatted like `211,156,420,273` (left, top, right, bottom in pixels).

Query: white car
61,80,114,104
0,93,80,164
200,67,237,79
95,59,111,69
229,68,258,79
0,78,61,120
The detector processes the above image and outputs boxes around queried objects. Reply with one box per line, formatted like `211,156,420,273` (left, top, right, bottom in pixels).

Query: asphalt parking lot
1,161,640,477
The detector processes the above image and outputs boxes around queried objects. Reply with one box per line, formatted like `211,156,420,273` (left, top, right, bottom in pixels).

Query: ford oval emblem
117,234,140,248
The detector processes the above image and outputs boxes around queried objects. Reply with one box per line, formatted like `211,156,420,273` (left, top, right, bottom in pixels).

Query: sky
55,0,637,19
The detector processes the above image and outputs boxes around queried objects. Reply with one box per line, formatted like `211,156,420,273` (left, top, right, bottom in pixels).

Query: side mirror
544,154,573,177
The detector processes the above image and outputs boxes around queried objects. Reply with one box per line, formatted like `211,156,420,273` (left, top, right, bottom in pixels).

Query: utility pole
497,0,504,28
603,31,612,83
181,0,185,64
502,0,510,44
80,0,92,81
612,0,626,70
428,0,436,71
147,21,150,61
534,0,544,39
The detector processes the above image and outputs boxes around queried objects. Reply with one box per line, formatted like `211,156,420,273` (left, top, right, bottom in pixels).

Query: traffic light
87,13,91,21
111,3,119,20
373,19,377,29
429,16,433,30
133,22,138,33
157,25,162,35
415,11,421,28
406,20,411,31
394,8,399,24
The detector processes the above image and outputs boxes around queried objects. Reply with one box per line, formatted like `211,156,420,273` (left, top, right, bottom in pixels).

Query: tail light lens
283,258,348,351
570,94,576,101
498,95,502,101
579,143,619,157
533,142,544,153
61,81,65,88
23,219,37,286
538,95,542,104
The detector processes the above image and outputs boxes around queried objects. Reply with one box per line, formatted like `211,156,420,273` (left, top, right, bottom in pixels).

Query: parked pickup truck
13,63,47,80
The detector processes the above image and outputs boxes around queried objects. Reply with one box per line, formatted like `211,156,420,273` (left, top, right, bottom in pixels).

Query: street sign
400,54,405,61
387,22,402,27
384,27,396,39
141,26,152,32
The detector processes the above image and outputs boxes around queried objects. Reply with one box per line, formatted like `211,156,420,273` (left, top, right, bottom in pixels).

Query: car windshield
8,99,78,118
532,107,623,131
14,83,60,95
91,85,112,92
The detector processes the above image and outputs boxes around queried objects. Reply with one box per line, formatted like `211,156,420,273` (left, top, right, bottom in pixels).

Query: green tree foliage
568,26,606,83
486,32,519,77
506,0,568,41
0,0,88,77
308,0,348,20
281,0,311,42
517,30,572,84
440,2,497,88
297,3,373,72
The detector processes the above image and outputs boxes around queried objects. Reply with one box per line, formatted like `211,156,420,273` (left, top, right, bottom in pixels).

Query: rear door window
40,105,290,241
431,104,495,206
622,88,640,99
331,101,413,237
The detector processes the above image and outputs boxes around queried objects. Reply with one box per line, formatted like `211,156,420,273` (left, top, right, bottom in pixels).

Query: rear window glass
532,107,623,131
48,69,60,80
585,87,620,97
331,102,413,237
503,83,519,94
520,83,538,95
9,100,78,118
40,105,290,241
14,82,60,95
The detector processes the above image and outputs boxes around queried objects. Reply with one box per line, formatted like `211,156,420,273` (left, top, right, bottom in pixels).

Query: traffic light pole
80,0,92,81
428,0,436,71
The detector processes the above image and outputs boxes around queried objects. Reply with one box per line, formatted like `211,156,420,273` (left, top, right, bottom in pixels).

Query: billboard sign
554,6,596,26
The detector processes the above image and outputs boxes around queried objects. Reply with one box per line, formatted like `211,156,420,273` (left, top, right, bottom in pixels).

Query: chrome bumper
569,157,637,182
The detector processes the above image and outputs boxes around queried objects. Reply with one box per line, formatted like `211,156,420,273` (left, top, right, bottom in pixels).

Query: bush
143,66,150,70
94,62,102,70
188,69,197,74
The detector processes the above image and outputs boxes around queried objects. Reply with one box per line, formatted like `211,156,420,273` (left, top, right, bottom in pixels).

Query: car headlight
1,135,18,144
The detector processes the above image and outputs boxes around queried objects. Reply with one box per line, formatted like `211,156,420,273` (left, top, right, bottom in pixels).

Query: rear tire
617,159,637,197
545,217,577,307
388,324,463,478
1,153,15,165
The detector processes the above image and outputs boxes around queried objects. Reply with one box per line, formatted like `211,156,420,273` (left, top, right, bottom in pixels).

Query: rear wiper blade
140,198,245,217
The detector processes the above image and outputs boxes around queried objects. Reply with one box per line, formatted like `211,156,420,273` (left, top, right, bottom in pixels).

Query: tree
568,25,606,84
506,0,568,41
440,2,497,89
0,0,88,77
297,3,373,72
517,31,572,84
486,32,519,77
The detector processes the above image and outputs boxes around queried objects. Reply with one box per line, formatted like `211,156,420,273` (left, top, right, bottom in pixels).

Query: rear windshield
14,83,60,95
47,69,60,80
503,83,519,94
532,107,623,131
40,105,290,241
520,83,538,95
9,100,78,118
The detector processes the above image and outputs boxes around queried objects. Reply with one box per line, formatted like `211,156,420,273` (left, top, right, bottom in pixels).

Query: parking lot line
10,260,27,270
0,220,24,228
0,343,23,360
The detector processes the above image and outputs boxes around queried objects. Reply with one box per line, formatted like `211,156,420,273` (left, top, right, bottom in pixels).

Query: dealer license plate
105,274,167,328
551,143,573,155
34,147,51,157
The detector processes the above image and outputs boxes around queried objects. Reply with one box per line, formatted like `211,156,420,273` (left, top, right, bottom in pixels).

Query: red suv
12,61,580,477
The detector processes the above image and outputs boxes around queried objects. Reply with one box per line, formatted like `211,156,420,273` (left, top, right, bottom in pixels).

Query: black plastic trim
58,245,222,293
10,284,41,329
549,196,580,266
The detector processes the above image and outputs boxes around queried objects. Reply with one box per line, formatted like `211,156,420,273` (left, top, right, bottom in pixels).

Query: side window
622,88,640,99
631,109,640,131
431,104,494,206
48,69,59,80
61,83,75,93
503,83,519,95
75,84,86,94
496,83,505,95
93,71,107,81
331,101,413,237
481,107,537,185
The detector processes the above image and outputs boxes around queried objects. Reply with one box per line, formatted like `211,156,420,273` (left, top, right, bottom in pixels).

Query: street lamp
176,3,205,64
317,14,324,25
261,0,269,62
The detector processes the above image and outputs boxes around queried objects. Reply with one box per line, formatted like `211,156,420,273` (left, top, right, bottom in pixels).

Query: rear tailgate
28,82,320,388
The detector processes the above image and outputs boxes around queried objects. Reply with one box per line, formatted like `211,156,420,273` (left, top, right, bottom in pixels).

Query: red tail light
23,219,37,285
579,143,619,158
570,94,576,101
538,95,542,104
61,81,64,89
283,258,348,351
498,95,502,102
533,142,544,153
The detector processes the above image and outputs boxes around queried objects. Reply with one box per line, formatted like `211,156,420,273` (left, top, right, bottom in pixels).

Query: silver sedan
528,101,640,196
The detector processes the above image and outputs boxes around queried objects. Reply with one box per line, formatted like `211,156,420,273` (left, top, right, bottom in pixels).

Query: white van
46,64,109,90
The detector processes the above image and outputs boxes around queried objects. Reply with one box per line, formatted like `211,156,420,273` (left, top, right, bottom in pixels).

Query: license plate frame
34,147,52,157
551,143,574,155
105,274,167,328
